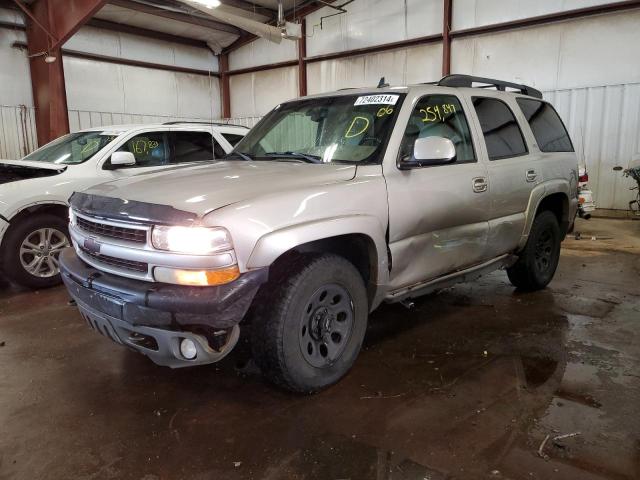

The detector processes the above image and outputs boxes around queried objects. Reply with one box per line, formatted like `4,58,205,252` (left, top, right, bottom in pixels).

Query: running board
385,254,518,304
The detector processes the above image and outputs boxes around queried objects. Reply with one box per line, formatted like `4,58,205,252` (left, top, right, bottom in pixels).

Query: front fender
246,214,389,296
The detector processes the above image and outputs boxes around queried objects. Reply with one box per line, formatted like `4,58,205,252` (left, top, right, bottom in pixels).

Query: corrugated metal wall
0,105,37,160
546,83,640,211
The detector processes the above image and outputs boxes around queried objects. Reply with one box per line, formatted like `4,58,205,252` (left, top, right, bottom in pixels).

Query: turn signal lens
154,265,240,286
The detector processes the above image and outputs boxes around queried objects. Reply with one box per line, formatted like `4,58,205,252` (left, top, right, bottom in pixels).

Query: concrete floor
1,217,639,480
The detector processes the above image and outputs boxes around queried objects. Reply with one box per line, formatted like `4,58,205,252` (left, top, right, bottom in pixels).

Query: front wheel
251,254,368,393
507,211,561,291
1,213,70,288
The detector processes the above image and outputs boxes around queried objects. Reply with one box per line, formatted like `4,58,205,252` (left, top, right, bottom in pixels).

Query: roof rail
438,74,543,99
162,121,247,128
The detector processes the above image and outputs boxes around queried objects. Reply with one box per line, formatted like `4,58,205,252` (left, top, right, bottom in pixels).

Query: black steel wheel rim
534,228,554,273
299,283,355,368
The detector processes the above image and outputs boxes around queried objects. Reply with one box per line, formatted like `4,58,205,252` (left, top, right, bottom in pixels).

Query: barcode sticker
354,94,399,106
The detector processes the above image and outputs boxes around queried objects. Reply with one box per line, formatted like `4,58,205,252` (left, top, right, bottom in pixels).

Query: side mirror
401,136,456,169
110,151,136,167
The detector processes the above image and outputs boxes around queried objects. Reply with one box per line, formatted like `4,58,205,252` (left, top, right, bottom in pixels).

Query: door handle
526,169,538,182
472,176,488,193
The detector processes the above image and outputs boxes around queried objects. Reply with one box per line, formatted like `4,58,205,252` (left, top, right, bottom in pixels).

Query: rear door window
171,131,225,162
516,98,574,152
472,97,528,160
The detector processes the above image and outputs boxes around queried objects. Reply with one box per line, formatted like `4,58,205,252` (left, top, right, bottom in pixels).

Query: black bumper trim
60,247,267,330
77,297,240,368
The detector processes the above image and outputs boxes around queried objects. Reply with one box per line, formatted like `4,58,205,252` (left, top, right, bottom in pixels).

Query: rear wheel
1,214,70,288
507,211,561,291
251,253,368,393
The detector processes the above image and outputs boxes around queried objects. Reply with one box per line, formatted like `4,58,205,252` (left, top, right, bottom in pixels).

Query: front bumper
59,248,267,367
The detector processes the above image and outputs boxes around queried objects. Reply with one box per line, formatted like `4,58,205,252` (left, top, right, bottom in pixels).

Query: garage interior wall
64,26,221,131
226,0,640,211
451,8,640,211
0,7,36,159
0,6,223,160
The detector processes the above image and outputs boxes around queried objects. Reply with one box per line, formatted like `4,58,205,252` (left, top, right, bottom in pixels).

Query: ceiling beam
108,0,242,35
218,0,277,17
87,17,209,48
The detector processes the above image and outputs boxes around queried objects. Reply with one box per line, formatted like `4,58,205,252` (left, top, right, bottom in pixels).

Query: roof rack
162,121,247,128
438,74,543,99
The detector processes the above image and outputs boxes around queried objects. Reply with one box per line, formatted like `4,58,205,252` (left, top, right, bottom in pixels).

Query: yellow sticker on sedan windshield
354,94,399,106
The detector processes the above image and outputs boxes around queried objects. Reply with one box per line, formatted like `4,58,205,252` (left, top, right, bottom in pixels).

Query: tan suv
60,75,578,393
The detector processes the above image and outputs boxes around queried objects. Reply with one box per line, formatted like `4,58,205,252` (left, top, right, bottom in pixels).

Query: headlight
151,226,233,254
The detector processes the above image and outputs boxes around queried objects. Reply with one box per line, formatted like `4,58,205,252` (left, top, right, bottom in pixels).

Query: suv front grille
80,247,149,273
77,216,147,244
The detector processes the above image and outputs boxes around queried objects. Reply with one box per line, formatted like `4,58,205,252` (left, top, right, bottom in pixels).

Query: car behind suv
0,122,247,288
60,75,578,393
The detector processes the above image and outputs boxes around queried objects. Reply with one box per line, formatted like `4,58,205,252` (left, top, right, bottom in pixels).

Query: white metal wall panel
64,57,221,122
0,105,37,160
66,26,218,72
452,0,618,30
306,0,442,57
229,36,297,70
307,43,443,94
451,10,640,91
0,29,33,107
229,66,298,117
545,84,640,211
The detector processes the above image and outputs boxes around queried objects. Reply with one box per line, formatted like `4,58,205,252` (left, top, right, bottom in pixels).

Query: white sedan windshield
23,131,120,165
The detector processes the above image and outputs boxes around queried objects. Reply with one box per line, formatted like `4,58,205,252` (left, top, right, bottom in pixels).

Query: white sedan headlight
151,226,233,254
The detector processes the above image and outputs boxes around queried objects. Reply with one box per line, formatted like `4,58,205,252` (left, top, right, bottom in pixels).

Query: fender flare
6,200,69,222
0,200,69,245
518,180,573,250
246,214,390,293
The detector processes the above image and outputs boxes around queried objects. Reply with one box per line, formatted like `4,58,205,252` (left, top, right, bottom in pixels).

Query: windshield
22,131,120,165
231,93,405,164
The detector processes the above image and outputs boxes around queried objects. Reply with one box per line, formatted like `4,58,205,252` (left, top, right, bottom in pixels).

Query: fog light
180,338,197,360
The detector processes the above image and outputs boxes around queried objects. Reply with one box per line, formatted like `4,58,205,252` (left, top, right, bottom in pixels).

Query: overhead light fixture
191,0,221,8
27,50,57,63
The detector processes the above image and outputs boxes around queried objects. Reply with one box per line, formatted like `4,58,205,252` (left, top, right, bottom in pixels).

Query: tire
251,253,368,393
507,210,561,291
1,213,70,288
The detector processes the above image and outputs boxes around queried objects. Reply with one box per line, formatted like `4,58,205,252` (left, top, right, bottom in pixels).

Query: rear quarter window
221,133,245,147
516,98,574,152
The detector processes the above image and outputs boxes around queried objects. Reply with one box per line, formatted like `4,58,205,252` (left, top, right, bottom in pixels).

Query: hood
85,161,357,217
0,159,67,185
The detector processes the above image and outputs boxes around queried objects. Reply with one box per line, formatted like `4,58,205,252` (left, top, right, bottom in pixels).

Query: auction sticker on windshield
354,95,399,106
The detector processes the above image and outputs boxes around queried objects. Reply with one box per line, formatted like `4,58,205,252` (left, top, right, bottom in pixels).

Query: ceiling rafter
108,0,243,35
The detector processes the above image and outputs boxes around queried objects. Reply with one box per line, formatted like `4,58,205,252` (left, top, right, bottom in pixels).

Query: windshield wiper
225,151,254,161
263,151,323,164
